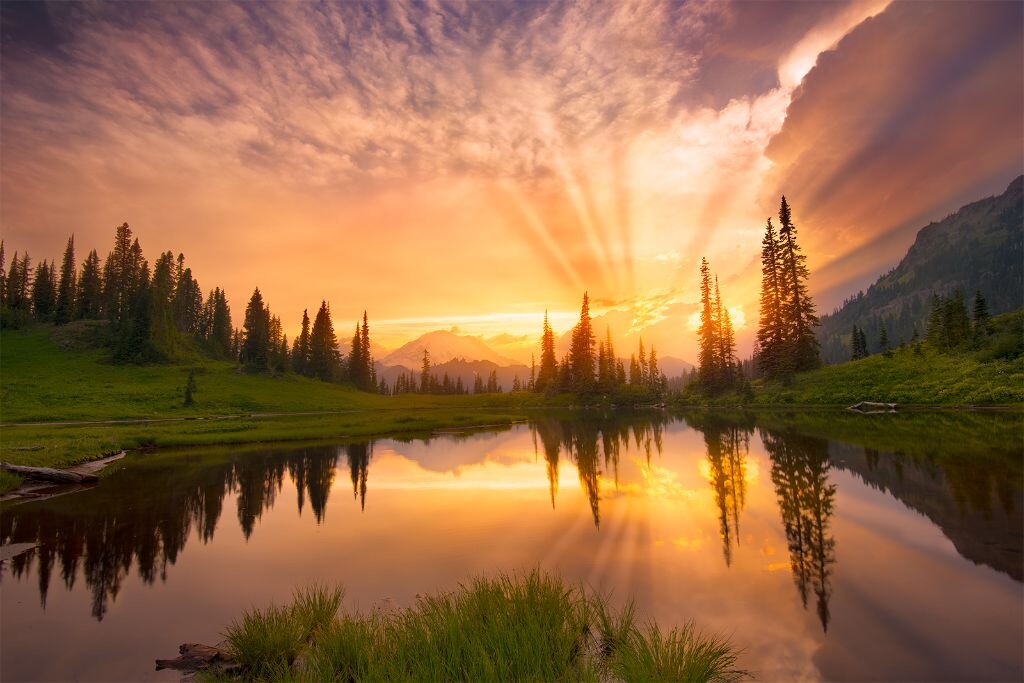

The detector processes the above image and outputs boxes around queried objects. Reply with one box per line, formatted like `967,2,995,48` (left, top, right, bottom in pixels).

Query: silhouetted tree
568,292,596,391
293,309,311,376
308,300,337,381
241,288,270,370
535,310,558,392
77,249,103,319
31,259,57,318
777,196,820,372
54,236,77,325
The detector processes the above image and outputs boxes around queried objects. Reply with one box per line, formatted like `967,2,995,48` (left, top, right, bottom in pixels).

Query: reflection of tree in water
704,426,750,567
763,429,836,633
346,442,372,511
530,415,669,528
0,443,369,621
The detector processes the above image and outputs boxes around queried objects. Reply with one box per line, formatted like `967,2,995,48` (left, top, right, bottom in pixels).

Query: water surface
1,411,1021,681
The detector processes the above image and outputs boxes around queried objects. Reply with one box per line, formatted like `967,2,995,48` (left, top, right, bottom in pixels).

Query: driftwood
0,463,99,484
156,642,237,675
848,401,897,413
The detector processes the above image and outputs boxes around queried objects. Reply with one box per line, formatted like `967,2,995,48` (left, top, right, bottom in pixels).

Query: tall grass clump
225,585,343,679
219,570,746,682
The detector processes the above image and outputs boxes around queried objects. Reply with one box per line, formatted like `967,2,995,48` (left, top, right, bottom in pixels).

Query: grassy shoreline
201,571,745,682
3,322,1021,493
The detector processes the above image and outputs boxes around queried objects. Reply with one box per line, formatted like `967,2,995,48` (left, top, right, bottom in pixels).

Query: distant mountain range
818,176,1023,363
380,330,518,368
372,328,695,390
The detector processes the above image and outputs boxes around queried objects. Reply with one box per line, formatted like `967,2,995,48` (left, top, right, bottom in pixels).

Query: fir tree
31,259,57,318
878,323,889,355
757,218,789,380
77,249,104,319
293,309,311,375
536,310,558,392
420,349,431,393
54,236,77,325
568,292,596,391
972,290,990,337
698,257,720,391
308,300,337,381
777,197,820,372
241,288,270,370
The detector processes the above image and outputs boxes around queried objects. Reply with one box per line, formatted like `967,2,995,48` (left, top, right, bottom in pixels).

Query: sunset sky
2,0,1021,362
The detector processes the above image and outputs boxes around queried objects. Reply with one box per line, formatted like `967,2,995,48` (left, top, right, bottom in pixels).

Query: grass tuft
219,570,746,682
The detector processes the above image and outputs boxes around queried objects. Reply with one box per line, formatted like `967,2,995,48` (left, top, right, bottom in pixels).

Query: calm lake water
1,411,1021,681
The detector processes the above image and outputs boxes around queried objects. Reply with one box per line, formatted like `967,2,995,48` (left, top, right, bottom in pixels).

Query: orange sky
2,1,1021,362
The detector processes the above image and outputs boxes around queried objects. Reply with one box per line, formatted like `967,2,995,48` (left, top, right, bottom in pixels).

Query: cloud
762,0,1024,308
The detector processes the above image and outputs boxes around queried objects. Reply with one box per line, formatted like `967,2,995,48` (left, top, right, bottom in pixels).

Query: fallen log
156,642,237,674
0,463,99,484
848,401,897,413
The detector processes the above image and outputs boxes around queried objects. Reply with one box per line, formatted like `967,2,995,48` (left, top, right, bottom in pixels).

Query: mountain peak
380,329,519,368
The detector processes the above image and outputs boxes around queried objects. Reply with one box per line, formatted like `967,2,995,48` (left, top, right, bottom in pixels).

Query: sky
2,0,1021,363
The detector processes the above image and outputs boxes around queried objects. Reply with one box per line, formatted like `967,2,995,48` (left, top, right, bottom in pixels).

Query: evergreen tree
308,300,337,381
777,197,820,372
172,263,203,336
757,218,790,380
926,293,946,349
293,309,311,375
878,323,889,355
54,236,77,325
31,259,57,318
420,349,431,393
102,224,147,325
536,310,558,392
942,289,970,348
698,257,720,391
77,249,104,319
716,278,737,388
0,241,5,310
241,288,270,370
145,251,179,358
972,290,990,337
648,345,660,391
208,288,233,358
568,292,596,390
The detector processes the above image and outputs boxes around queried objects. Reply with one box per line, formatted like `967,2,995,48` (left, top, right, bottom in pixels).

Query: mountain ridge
818,176,1023,363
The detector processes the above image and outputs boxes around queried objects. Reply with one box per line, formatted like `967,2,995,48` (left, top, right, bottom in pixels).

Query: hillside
818,176,1023,363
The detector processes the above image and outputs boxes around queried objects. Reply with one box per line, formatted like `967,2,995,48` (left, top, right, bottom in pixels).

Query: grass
218,570,745,682
0,324,543,492
752,345,1024,406
0,323,543,423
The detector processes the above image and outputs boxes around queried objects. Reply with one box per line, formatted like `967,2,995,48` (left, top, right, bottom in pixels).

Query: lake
1,411,1021,681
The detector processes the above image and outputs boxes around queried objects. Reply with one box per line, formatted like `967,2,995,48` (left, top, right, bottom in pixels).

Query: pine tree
0,241,6,310
972,290,990,337
349,323,363,384
77,250,104,319
209,288,232,358
698,257,720,391
54,236,77,324
757,218,790,380
241,288,270,370
293,309,311,375
777,197,820,372
536,310,558,392
308,300,337,381
715,278,737,389
103,224,147,325
145,251,179,358
926,293,946,349
420,349,431,393
878,323,889,355
31,259,57,318
172,263,203,336
648,345,660,391
568,292,596,391
943,289,970,348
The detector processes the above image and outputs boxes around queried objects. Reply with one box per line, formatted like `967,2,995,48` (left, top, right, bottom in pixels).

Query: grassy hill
754,310,1024,406
0,323,543,423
